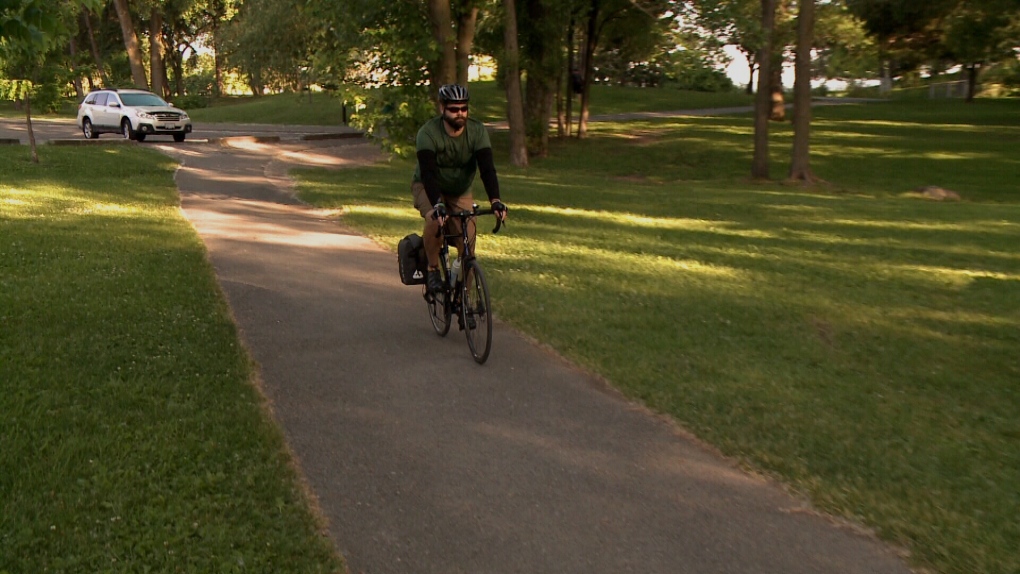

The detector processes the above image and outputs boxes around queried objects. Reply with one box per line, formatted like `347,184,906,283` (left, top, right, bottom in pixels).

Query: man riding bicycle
412,83,507,294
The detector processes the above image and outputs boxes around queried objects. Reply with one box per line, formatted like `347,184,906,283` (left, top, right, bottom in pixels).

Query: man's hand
431,202,448,226
491,200,508,222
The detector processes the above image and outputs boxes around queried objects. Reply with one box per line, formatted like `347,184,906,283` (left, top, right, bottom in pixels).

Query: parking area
0,117,362,145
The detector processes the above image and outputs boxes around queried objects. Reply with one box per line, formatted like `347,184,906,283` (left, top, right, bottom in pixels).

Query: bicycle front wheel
425,267,452,336
461,261,493,364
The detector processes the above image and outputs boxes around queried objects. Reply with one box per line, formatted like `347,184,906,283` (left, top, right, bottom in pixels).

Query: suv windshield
119,93,169,107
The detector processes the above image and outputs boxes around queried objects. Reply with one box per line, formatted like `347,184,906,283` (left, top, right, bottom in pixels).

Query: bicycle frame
425,204,502,363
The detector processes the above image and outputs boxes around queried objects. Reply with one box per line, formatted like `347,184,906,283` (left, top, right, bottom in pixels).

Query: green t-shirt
413,116,492,197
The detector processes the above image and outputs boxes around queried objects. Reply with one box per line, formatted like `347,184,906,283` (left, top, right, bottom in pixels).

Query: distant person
571,69,584,95
411,83,508,293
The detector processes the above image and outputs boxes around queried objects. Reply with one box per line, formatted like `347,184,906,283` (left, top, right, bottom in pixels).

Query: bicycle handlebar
433,206,505,237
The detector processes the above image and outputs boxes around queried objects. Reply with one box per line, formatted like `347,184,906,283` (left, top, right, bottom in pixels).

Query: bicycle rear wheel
461,261,492,364
426,266,452,336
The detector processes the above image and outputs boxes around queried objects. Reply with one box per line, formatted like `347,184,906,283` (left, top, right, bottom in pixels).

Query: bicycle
423,204,503,364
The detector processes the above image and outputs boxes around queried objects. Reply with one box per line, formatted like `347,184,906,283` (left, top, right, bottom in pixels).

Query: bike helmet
438,84,470,103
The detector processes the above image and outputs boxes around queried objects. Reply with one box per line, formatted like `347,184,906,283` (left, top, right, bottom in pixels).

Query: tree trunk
788,0,816,183
746,59,755,94
524,75,554,156
454,1,478,86
522,0,556,155
966,64,978,103
169,30,184,97
428,0,457,91
578,0,599,138
149,8,167,99
564,18,575,137
25,96,38,164
769,62,784,121
503,0,528,167
752,0,776,180
556,67,565,137
213,20,223,97
82,7,107,86
112,0,149,89
70,37,84,99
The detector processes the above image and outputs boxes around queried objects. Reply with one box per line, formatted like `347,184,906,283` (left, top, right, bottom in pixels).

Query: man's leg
446,194,476,259
412,181,443,268
412,181,444,292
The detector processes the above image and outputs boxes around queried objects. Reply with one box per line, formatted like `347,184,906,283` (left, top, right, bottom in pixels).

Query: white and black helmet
438,84,469,103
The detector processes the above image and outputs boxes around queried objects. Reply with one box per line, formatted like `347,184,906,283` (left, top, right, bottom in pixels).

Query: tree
79,4,107,87
813,1,880,87
846,0,960,91
788,0,816,182
576,0,675,137
502,0,528,167
2,0,100,162
689,0,763,93
221,0,313,94
520,0,564,154
751,0,776,179
112,0,148,88
942,0,1017,101
149,5,167,97
426,0,479,98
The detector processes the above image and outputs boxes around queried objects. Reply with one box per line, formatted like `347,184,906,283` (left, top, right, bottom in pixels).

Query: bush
345,84,434,157
659,50,734,92
172,93,210,109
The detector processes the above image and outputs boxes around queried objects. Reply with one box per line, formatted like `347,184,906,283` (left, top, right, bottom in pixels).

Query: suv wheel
121,119,135,140
82,118,98,139
173,133,186,143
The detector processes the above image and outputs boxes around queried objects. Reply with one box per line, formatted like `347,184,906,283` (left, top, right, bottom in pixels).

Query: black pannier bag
398,233,428,285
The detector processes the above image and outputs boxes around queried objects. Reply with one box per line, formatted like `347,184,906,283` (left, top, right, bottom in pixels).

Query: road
0,116,361,144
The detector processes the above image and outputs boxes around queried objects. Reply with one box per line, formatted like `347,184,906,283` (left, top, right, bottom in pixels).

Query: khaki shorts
411,181,475,218
412,181,477,259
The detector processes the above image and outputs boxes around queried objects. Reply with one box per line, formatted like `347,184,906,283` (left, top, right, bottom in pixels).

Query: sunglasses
445,105,469,114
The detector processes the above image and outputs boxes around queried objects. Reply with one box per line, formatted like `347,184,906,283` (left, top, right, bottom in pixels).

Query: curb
300,132,365,141
48,139,131,146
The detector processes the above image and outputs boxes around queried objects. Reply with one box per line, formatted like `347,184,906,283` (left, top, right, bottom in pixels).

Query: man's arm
476,147,500,202
416,149,444,206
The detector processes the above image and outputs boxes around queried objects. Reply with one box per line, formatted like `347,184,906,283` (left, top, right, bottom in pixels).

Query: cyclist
412,83,507,293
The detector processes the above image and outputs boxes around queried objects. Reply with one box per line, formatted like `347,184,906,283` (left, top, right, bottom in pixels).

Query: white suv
77,88,192,142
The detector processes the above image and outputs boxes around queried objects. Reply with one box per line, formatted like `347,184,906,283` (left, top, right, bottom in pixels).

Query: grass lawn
293,98,1020,574
182,82,755,125
0,146,342,572
2,82,754,125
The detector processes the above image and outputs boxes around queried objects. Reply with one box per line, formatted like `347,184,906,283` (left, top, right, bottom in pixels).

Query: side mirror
109,102,121,108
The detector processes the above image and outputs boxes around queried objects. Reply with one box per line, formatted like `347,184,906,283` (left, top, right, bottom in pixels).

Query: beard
443,114,466,131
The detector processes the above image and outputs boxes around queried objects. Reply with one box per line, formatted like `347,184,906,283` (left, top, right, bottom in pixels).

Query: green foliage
220,0,315,93
346,84,434,157
982,58,1020,96
300,0,435,152
656,49,735,92
173,92,210,109
185,90,349,125
814,0,881,82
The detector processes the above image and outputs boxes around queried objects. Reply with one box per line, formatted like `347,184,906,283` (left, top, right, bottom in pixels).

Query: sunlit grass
180,82,755,125
293,99,1020,574
0,146,342,573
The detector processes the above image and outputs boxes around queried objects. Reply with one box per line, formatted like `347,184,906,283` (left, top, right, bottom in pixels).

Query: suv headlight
137,111,155,120
180,112,190,120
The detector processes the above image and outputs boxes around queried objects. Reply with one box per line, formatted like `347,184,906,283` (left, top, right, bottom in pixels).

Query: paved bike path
162,139,912,574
